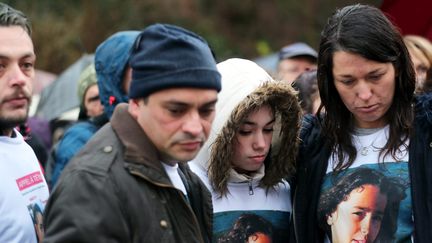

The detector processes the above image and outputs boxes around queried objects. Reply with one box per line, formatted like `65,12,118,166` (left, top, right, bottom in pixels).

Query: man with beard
0,3,50,243
43,24,221,242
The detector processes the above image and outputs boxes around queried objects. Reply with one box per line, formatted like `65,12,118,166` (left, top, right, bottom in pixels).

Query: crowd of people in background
1,1,432,243
45,30,139,188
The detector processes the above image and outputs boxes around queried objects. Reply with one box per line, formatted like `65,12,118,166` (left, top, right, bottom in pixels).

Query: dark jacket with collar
291,94,432,243
43,103,213,243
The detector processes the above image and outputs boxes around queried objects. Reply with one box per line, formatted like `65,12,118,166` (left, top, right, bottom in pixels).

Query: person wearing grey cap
43,23,221,243
277,42,318,84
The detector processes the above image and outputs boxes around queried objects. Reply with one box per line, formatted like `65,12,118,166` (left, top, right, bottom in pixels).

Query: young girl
190,58,301,243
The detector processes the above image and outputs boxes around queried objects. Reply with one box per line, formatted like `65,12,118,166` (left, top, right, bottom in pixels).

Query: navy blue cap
129,23,222,98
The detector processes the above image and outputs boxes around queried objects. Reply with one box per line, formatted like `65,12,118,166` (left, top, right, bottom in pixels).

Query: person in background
17,121,49,168
27,115,52,151
46,31,139,188
292,69,320,115
276,42,317,84
190,58,301,243
0,3,50,243
291,4,432,242
48,63,102,186
403,35,432,93
95,30,138,118
76,63,104,119
43,23,221,243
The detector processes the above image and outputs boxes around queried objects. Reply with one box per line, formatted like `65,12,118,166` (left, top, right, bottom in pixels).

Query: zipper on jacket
248,178,254,195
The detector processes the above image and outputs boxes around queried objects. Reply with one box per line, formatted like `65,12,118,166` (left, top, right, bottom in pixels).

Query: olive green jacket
44,103,213,243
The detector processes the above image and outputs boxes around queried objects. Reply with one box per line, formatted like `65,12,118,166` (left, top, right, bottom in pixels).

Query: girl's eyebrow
242,118,276,126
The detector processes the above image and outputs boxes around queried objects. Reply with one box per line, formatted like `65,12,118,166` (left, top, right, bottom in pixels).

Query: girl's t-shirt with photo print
319,126,413,243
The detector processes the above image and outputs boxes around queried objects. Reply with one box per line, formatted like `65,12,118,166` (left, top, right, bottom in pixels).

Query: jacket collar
111,103,166,176
228,164,265,183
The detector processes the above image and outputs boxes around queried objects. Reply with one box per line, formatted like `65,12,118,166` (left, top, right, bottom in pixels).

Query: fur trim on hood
192,58,302,196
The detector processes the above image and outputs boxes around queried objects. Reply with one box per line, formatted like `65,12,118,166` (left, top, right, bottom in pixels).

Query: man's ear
128,99,140,119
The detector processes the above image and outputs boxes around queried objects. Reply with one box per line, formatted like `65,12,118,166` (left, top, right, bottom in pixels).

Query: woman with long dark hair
291,4,432,242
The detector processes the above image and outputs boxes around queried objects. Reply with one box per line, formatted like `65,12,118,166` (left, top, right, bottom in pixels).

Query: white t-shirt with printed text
0,130,50,243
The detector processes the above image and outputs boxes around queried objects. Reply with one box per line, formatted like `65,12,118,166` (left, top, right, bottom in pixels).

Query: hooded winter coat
95,31,139,119
190,58,301,243
49,31,139,187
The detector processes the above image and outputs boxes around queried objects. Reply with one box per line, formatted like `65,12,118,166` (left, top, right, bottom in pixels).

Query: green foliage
4,0,380,73
256,40,271,56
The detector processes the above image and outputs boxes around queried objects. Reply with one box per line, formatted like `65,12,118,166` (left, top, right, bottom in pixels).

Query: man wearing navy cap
277,42,318,84
43,24,221,243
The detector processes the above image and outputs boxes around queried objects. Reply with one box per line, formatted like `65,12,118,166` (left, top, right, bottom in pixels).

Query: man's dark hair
0,3,31,35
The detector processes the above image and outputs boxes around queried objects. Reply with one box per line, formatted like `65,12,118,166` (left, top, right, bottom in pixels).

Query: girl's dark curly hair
218,213,273,243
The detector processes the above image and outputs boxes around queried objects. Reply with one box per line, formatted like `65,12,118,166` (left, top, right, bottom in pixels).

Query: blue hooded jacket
50,31,139,187
95,31,140,118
